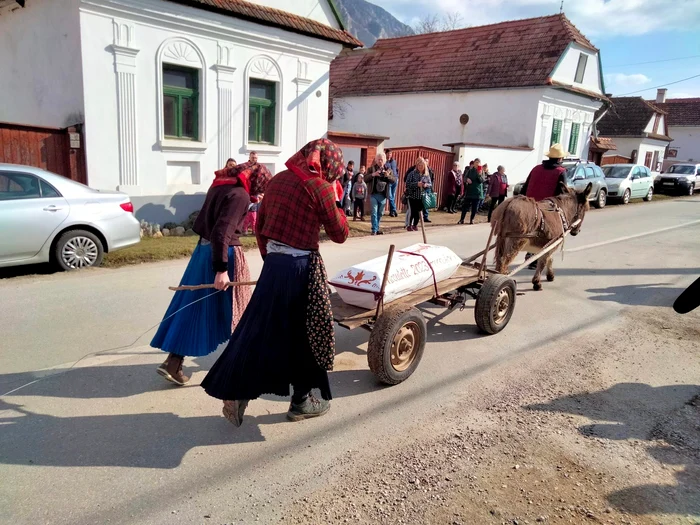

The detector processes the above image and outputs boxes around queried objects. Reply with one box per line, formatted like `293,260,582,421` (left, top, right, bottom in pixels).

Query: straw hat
546,143,569,159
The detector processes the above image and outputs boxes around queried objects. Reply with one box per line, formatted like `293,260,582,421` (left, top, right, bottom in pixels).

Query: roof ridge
558,13,596,50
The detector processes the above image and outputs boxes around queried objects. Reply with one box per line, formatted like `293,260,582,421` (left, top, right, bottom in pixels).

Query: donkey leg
532,256,546,291
496,238,526,274
546,255,555,282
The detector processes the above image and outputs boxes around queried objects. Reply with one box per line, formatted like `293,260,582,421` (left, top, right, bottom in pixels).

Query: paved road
0,197,698,524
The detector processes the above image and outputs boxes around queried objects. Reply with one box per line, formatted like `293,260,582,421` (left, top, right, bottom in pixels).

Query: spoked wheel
622,189,631,205
595,189,607,209
644,187,653,202
368,305,427,385
475,275,517,334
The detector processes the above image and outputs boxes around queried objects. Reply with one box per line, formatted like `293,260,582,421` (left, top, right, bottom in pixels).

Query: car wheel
594,189,607,209
689,184,695,196
643,187,653,202
622,189,631,205
55,230,104,271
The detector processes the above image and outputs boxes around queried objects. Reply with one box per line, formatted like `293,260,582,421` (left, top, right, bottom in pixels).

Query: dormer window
574,53,588,84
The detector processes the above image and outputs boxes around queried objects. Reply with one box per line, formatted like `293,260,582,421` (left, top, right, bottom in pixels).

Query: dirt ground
285,307,700,525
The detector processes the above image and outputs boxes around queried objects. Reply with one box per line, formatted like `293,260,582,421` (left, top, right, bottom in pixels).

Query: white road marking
565,219,700,253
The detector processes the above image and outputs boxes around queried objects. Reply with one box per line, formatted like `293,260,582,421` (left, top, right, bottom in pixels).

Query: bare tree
441,12,465,31
413,12,466,34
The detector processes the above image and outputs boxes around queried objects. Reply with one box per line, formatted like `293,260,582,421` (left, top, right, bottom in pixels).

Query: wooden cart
330,217,581,385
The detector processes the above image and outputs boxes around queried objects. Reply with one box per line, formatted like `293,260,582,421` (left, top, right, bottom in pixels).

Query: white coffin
330,243,463,310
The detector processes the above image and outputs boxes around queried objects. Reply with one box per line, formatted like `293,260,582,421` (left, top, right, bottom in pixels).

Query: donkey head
570,182,593,236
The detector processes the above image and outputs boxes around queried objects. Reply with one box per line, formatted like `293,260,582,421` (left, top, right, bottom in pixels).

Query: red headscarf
285,138,346,184
212,161,272,201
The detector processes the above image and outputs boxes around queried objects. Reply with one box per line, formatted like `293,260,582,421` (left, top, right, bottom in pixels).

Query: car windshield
668,165,694,174
563,165,578,180
602,166,631,179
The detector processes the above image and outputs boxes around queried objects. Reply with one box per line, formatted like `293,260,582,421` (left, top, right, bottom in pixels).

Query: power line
607,54,700,68
617,73,700,96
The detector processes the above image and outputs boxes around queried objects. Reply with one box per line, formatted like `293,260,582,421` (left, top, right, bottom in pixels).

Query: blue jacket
385,159,398,187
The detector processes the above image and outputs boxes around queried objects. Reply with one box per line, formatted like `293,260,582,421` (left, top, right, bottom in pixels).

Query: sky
369,0,700,99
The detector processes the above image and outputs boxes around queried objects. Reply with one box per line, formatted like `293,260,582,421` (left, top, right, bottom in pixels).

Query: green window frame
163,65,199,140
569,123,580,155
248,79,276,144
550,119,562,146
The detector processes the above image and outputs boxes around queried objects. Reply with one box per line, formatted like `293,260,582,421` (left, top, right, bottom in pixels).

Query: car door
584,166,598,199
0,171,70,263
570,166,587,193
629,167,643,197
642,167,653,195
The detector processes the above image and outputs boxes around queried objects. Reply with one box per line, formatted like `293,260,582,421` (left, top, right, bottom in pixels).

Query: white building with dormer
329,14,607,184
0,0,360,222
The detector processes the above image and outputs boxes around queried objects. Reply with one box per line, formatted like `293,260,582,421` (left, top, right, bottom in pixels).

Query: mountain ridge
334,0,413,47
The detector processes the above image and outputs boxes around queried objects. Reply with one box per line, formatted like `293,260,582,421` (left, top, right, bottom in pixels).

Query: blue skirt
201,253,332,401
150,241,235,357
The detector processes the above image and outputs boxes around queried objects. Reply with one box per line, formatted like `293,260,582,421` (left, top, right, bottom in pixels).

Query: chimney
656,88,667,104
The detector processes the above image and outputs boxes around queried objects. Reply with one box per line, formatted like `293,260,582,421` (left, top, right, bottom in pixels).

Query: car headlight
684,176,694,182
654,175,662,182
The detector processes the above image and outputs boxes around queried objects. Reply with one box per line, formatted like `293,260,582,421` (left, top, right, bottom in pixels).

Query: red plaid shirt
256,169,349,256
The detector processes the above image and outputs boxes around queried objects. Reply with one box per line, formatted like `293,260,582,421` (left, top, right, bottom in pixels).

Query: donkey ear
559,180,570,193
583,183,593,200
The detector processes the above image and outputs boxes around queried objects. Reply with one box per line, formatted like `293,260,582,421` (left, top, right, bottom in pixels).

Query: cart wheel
368,304,427,385
475,275,517,335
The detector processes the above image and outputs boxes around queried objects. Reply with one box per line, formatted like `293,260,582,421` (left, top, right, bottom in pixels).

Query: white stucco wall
550,43,603,95
454,145,534,186
643,116,655,133
249,0,340,28
0,0,84,128
603,137,667,173
667,125,700,163
331,89,544,151
78,0,341,223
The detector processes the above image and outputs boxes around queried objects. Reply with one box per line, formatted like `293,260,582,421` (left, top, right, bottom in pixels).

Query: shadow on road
527,383,700,518
586,283,684,307
0,263,58,280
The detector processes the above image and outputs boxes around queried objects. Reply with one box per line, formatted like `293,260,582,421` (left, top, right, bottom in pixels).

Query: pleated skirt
201,253,332,401
150,241,236,357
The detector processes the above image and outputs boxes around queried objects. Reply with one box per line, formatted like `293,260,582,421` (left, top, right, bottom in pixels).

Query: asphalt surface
0,196,698,524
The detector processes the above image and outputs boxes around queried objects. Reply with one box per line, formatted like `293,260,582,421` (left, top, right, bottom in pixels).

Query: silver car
601,164,654,204
0,164,140,270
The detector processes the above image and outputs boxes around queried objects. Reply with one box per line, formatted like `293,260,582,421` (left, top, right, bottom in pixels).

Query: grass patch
103,235,258,268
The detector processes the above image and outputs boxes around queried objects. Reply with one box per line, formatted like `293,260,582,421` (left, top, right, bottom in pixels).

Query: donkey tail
490,197,517,236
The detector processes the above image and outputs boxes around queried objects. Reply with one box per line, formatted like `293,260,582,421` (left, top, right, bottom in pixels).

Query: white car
602,164,654,204
654,163,699,196
0,164,140,270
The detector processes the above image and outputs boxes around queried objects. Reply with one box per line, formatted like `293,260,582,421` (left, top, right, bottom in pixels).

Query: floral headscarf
285,138,346,184
213,161,272,201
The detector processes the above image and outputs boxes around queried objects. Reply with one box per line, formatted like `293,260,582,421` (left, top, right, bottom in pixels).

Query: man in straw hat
519,143,569,268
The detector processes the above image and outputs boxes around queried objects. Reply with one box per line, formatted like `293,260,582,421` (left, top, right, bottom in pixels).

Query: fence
389,146,455,211
0,122,87,184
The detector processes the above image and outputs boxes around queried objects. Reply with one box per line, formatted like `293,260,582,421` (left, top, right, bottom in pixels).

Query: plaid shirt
256,170,349,257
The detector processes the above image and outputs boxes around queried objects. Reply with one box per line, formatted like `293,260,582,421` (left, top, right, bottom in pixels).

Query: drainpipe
592,97,612,140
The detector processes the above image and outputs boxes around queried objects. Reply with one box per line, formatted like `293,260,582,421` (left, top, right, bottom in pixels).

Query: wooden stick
169,281,257,291
419,213,428,244
463,243,497,265
478,223,496,281
375,244,396,319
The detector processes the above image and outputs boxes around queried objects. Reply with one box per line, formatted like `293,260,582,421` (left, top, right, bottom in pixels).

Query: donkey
491,182,593,290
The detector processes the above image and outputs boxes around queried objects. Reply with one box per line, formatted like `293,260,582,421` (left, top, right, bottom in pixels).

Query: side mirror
573,175,583,181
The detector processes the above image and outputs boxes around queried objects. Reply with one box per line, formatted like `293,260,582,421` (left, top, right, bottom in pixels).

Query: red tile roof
653,98,700,127
590,137,617,151
330,14,597,98
596,97,671,140
165,0,362,47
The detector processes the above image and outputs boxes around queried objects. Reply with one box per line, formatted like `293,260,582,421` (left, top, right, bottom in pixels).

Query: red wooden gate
390,146,455,210
0,122,87,184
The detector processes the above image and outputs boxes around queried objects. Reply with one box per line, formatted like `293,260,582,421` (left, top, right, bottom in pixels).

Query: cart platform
331,263,482,330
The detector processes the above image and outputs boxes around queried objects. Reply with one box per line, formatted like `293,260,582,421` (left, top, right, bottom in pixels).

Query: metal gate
390,146,455,210
0,122,87,184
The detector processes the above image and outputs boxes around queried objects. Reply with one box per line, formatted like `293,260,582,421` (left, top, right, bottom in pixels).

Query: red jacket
523,164,566,201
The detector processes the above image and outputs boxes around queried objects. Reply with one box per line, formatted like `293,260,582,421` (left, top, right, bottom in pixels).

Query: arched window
156,37,207,151
244,55,283,151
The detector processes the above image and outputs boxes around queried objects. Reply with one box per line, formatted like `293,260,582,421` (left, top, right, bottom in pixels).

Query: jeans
460,197,479,224
370,193,386,233
388,181,397,215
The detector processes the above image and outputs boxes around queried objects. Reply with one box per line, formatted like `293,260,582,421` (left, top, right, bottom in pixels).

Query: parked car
601,164,654,204
654,163,699,196
0,164,140,270
512,160,608,209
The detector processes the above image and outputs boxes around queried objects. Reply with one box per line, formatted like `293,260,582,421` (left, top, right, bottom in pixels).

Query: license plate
663,182,675,186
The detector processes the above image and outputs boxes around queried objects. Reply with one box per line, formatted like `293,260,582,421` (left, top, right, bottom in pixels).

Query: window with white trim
574,53,588,84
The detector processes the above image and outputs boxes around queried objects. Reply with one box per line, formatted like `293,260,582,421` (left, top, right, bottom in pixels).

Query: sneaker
457,221,464,225
377,231,384,235
287,395,330,422
371,232,377,236
424,219,432,223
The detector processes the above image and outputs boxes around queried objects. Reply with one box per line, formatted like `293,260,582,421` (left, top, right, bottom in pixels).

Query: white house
596,96,671,173
329,14,607,184
0,0,360,222
653,89,700,170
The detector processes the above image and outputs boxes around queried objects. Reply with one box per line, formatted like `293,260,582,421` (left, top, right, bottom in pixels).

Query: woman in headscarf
151,162,272,386
202,138,349,427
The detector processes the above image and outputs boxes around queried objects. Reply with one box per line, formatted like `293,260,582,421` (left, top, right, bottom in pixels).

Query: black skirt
201,253,332,401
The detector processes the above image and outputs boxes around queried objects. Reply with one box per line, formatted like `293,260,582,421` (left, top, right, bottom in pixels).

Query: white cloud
374,0,700,37
606,73,652,88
